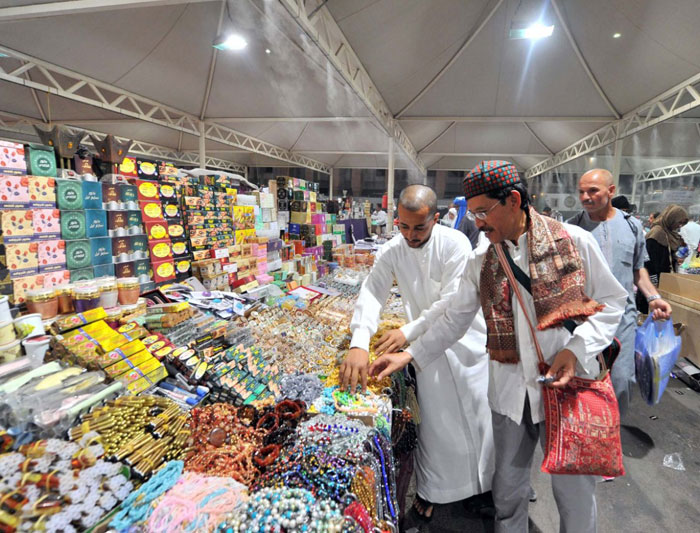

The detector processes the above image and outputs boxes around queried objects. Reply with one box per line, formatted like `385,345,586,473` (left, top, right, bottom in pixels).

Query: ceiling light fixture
509,22,554,40
213,33,248,51
265,48,271,54
613,32,621,39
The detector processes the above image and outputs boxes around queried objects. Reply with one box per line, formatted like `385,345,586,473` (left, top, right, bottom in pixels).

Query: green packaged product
26,144,57,177
60,210,86,240
65,239,91,269
70,267,94,282
56,179,83,210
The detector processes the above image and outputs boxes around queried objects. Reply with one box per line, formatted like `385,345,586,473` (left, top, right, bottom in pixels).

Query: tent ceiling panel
407,5,615,117
561,0,700,115
102,2,219,116
290,122,388,152
398,120,455,152
0,80,47,119
203,50,364,119
327,0,494,114
527,121,610,153
427,155,521,172
424,122,546,155
0,5,205,112
202,1,369,120
327,153,387,169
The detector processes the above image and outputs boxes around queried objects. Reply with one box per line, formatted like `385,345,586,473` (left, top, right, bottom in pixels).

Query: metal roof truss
0,45,328,173
526,72,700,179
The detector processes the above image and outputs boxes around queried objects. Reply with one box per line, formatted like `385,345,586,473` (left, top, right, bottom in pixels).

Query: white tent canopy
0,0,699,179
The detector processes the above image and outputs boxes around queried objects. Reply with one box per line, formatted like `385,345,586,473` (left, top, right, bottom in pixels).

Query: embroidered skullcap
463,160,521,199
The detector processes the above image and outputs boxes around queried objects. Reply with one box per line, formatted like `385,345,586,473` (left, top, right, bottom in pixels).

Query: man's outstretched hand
373,328,407,355
368,352,414,381
339,348,370,392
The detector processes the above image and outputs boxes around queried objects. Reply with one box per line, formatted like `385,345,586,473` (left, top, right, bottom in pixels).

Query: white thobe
350,224,493,503
407,223,628,426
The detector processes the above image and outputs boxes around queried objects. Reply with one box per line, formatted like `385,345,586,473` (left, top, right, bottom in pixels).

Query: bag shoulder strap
623,212,639,240
496,243,608,374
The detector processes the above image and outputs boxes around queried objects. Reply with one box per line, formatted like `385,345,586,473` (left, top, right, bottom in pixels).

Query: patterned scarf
480,207,604,364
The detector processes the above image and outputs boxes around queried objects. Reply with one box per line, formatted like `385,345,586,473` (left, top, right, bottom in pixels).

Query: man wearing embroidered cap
369,161,627,532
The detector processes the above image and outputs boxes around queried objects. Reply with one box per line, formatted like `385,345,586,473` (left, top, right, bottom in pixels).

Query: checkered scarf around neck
479,207,605,364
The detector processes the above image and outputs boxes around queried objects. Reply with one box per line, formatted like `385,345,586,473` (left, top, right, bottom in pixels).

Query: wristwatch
646,294,661,303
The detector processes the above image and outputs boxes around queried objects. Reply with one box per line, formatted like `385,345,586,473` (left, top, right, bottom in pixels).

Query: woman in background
637,204,688,313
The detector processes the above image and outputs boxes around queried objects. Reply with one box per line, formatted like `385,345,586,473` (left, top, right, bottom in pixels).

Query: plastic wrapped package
634,315,682,405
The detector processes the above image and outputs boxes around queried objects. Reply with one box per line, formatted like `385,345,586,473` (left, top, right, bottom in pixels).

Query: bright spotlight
213,34,248,51
523,23,554,40
509,23,554,40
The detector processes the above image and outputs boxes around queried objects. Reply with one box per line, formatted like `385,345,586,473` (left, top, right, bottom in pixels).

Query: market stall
0,143,416,532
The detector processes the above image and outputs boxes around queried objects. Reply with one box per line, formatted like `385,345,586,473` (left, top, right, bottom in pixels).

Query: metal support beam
279,0,426,175
329,167,334,198
424,152,551,158
387,139,395,220
198,121,206,168
550,0,620,119
526,71,700,179
635,160,700,183
399,116,615,123
0,0,215,22
611,139,623,188
0,45,329,173
209,116,373,123
0,110,246,173
395,0,506,118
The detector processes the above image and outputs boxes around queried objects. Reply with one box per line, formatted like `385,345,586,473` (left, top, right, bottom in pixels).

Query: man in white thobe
340,185,493,519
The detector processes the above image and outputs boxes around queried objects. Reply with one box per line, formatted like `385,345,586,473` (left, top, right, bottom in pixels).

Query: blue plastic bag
634,315,682,405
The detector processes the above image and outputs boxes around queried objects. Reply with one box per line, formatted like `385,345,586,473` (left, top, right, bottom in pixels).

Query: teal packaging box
65,239,91,270
70,267,94,282
26,144,57,177
60,210,86,240
118,183,138,204
56,179,83,210
131,234,148,254
134,258,150,277
127,210,142,228
90,237,112,266
82,181,103,209
93,263,115,278
85,209,108,238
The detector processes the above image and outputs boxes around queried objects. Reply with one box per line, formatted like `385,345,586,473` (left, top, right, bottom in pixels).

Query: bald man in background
568,169,671,417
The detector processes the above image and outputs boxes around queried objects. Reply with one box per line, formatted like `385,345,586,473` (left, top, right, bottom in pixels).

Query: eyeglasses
467,201,500,220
